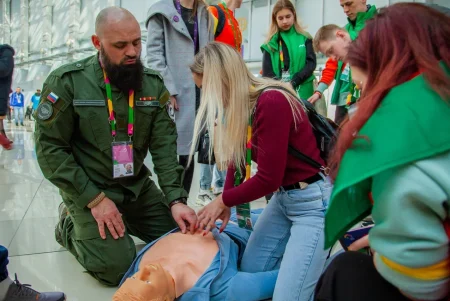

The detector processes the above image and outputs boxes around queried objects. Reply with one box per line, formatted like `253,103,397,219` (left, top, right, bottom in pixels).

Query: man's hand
308,93,321,104
171,203,198,234
170,96,179,111
91,197,125,240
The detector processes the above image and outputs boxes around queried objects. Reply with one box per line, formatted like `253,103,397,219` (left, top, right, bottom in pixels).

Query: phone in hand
339,224,374,251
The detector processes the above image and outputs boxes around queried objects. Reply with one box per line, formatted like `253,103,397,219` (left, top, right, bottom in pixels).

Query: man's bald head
95,7,138,37
91,6,143,92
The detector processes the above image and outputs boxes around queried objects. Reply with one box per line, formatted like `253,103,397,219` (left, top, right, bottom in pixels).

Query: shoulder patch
36,102,54,120
143,67,163,81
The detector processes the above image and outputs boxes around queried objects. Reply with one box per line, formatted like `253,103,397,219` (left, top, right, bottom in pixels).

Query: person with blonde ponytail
261,0,317,102
191,42,332,301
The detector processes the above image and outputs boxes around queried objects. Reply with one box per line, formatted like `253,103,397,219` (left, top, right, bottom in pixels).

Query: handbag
197,131,215,165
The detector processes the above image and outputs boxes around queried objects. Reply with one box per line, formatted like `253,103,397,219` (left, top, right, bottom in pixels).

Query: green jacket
35,55,187,209
261,28,315,99
325,67,450,249
330,5,377,105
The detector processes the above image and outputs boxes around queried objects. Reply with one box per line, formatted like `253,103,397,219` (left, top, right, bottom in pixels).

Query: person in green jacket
261,0,317,102
314,0,376,124
34,7,197,287
315,4,450,301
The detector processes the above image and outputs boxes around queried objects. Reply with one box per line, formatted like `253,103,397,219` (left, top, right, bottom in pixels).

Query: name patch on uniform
136,101,160,107
47,92,59,103
73,99,106,106
37,102,53,120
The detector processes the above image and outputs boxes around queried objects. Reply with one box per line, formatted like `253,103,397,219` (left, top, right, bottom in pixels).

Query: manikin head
113,263,176,301
91,7,144,93
313,24,352,62
340,0,368,21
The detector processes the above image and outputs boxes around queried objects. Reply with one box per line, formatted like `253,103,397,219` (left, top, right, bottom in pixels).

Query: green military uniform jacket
34,55,188,209
330,5,377,106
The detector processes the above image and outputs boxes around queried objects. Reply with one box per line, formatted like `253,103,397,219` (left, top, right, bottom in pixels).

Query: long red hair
330,3,450,179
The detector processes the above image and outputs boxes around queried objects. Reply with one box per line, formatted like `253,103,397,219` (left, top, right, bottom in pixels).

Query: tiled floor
0,120,267,300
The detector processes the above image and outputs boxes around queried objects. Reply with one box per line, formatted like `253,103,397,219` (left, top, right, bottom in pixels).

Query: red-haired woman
315,3,450,301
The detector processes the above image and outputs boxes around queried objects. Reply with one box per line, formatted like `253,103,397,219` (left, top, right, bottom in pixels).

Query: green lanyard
234,114,253,187
221,1,241,51
103,70,134,141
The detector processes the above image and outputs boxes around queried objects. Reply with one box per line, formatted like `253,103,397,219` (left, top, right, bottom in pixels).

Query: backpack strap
212,5,226,38
257,86,329,173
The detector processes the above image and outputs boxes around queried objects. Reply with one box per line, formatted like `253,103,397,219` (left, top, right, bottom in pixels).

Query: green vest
330,5,377,106
325,67,450,248
261,27,315,99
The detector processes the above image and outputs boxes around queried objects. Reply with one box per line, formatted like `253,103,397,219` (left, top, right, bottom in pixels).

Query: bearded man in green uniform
34,7,197,286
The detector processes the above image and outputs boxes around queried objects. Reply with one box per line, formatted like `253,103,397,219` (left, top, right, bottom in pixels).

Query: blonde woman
262,0,316,102
191,42,332,301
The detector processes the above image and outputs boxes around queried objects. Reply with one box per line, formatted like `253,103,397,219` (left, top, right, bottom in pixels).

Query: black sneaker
55,203,68,247
3,274,65,301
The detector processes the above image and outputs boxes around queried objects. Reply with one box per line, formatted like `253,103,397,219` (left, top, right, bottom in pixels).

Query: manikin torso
139,229,219,297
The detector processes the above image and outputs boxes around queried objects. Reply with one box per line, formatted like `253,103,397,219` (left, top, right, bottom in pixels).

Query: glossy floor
0,121,267,301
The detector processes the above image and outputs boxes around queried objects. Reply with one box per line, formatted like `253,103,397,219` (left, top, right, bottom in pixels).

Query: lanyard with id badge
279,39,290,82
234,114,254,231
103,70,135,179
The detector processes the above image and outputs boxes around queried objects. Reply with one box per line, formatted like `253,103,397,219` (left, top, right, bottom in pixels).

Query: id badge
112,141,134,178
281,71,291,82
340,65,350,82
236,203,253,231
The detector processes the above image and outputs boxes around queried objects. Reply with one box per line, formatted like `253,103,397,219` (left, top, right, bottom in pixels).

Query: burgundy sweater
222,90,324,207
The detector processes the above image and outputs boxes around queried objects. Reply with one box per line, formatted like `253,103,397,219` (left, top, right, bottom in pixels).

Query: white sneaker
213,186,224,195
196,189,215,206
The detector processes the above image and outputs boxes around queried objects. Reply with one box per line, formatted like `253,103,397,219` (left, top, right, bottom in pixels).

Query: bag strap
212,5,226,38
288,145,323,170
258,86,328,172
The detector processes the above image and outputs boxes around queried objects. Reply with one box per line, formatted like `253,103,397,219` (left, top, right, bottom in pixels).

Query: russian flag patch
47,92,59,103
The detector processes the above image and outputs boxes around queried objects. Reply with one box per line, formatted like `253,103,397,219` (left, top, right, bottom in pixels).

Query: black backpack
212,5,226,38
261,86,338,173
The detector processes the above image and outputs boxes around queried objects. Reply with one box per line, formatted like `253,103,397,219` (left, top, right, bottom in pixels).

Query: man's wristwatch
169,198,187,209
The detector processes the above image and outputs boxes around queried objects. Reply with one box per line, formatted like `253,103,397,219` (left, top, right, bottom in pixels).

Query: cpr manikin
114,229,219,301
113,211,279,301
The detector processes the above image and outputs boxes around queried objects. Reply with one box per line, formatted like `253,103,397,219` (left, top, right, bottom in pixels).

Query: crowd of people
0,0,449,300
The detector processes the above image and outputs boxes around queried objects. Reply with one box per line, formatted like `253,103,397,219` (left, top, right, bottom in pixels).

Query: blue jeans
0,245,8,282
13,107,24,124
240,177,332,301
199,164,227,190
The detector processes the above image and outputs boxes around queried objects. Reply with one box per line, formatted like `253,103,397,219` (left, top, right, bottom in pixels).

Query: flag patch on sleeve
47,92,59,103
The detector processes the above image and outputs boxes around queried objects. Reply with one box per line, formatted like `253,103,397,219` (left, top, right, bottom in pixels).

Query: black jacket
0,44,15,115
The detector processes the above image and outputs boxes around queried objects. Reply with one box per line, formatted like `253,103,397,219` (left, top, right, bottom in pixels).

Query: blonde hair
313,24,344,52
266,0,310,45
189,42,304,170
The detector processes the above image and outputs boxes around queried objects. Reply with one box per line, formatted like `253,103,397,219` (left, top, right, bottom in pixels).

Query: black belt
280,173,323,191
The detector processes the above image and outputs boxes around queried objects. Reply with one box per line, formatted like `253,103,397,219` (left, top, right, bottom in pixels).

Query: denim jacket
121,220,278,301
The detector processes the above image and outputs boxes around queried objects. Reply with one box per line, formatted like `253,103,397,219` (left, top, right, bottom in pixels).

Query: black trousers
314,251,410,301
179,155,194,194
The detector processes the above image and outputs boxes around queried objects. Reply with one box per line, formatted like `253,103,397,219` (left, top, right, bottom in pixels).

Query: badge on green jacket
37,102,53,120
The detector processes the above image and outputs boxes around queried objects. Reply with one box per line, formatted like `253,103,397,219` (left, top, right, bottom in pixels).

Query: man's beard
100,46,144,93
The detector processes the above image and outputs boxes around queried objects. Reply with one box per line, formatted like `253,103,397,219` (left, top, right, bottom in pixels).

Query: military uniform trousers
58,181,177,286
